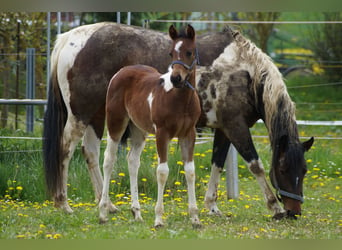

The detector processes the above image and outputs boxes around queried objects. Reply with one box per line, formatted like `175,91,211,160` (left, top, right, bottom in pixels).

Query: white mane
212,30,297,140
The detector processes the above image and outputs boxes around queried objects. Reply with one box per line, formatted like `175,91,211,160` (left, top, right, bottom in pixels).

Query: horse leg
55,116,86,213
179,129,201,228
221,125,286,218
154,129,170,228
204,129,230,215
127,125,146,221
99,135,120,223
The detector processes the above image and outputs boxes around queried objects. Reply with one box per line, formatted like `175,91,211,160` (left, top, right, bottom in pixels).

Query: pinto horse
196,28,314,219
44,22,313,220
43,22,232,214
99,24,201,227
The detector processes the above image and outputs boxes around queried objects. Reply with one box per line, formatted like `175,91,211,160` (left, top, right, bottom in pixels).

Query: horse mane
230,29,299,146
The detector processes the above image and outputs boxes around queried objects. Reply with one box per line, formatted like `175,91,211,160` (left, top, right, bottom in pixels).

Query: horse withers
99,25,201,228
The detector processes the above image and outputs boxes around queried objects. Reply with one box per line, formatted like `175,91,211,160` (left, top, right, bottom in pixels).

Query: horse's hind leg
99,135,120,223
179,129,201,228
55,116,86,213
127,124,146,221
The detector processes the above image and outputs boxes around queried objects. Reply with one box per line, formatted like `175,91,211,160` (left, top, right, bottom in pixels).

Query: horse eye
186,51,192,57
169,52,173,57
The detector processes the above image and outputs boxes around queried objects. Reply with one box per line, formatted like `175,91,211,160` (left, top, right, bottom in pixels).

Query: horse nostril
171,74,181,84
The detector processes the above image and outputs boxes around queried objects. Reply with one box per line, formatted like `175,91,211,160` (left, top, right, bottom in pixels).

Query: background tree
239,12,281,53
0,12,47,128
309,12,342,82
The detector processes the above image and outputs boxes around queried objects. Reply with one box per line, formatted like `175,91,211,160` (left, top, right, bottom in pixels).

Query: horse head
168,24,198,89
270,135,314,218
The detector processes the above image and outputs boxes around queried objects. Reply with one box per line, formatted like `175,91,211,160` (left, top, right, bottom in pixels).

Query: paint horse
43,22,232,214
99,24,201,227
196,27,314,219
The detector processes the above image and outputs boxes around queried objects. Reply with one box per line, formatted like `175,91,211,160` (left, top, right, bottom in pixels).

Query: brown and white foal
99,25,201,227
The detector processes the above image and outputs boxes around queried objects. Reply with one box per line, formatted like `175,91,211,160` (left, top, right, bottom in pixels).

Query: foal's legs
127,125,146,221
154,129,170,227
99,135,120,223
179,129,201,227
55,115,86,213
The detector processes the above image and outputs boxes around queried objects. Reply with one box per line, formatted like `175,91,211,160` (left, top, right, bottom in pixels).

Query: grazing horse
99,24,201,227
43,22,232,213
196,27,314,219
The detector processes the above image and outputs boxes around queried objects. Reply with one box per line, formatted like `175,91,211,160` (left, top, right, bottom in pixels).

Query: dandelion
307,159,313,163
39,224,46,229
179,170,185,174
174,181,181,186
336,186,340,190
16,234,26,239
242,226,249,232
176,161,183,166
16,186,23,191
53,234,62,239
244,205,250,209
141,178,147,182
118,173,125,177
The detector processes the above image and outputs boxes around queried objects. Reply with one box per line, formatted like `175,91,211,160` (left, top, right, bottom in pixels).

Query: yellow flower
176,161,183,166
39,224,46,229
118,173,125,177
53,234,62,239
16,186,23,191
242,226,249,232
174,181,181,186
307,159,313,163
141,178,147,182
244,205,250,209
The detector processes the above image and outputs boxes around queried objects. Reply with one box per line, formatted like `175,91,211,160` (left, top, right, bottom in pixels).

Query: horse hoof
192,222,202,229
272,212,287,220
99,218,108,224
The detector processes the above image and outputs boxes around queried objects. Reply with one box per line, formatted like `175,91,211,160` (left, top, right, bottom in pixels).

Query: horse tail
43,32,69,198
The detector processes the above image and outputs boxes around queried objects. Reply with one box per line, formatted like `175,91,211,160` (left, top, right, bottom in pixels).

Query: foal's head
168,24,197,89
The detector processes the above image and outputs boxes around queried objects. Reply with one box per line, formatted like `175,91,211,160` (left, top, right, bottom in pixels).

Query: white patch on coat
147,92,154,110
174,40,183,59
160,67,173,92
205,108,218,127
55,23,108,115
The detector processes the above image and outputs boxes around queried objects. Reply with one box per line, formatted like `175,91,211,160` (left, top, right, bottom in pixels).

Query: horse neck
261,81,300,149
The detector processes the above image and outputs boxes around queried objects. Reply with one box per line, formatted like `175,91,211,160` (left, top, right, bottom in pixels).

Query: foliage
308,12,342,82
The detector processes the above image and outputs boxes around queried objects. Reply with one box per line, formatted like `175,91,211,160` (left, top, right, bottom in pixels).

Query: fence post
226,145,239,199
26,48,35,133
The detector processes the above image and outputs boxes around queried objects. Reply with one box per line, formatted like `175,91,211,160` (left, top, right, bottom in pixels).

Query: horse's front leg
127,126,146,221
205,129,230,215
179,128,201,228
154,130,170,228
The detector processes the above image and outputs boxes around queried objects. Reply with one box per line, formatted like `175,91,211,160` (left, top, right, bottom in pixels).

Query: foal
99,25,201,227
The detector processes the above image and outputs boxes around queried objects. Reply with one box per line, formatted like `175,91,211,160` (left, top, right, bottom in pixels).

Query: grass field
0,124,341,239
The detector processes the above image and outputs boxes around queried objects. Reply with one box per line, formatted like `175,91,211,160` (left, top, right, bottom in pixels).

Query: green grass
0,124,341,239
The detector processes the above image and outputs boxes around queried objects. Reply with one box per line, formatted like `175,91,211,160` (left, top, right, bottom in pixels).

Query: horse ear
169,25,178,40
186,24,195,40
302,137,314,152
